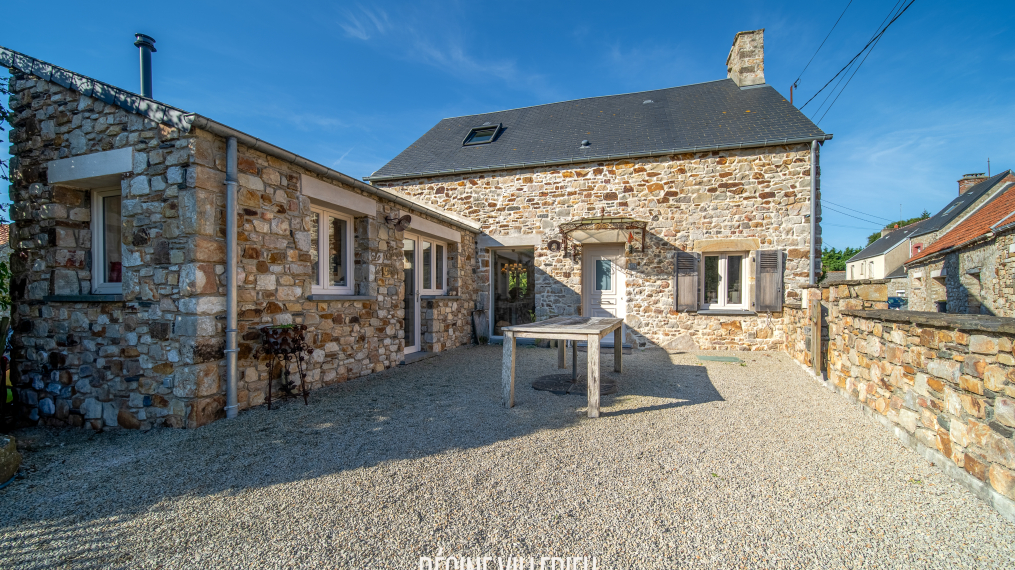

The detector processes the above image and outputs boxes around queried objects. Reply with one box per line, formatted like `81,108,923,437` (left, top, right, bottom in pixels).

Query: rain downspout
809,140,820,285
224,137,239,419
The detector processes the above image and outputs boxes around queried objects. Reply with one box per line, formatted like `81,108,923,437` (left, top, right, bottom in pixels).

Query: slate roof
367,80,831,181
847,218,931,263
907,183,1015,264
910,170,1014,238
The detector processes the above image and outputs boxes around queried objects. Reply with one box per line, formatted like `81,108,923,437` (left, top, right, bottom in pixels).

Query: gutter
224,137,239,419
186,115,482,234
809,140,819,285
365,134,834,183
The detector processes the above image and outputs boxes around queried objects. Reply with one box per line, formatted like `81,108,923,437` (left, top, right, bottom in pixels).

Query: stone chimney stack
958,173,987,195
727,29,765,87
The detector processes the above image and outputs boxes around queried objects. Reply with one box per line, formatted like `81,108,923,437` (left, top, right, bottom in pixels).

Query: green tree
822,246,862,273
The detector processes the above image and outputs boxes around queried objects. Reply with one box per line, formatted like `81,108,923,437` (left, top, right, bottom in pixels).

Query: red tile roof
907,183,1015,264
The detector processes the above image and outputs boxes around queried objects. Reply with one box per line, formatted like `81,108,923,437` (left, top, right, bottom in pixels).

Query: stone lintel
47,147,133,188
692,237,761,253
478,234,541,250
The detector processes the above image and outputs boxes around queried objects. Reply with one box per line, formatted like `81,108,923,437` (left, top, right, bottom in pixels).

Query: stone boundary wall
784,277,1015,521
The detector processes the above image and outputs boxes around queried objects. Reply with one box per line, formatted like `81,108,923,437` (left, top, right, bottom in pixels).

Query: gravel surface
1,346,1013,569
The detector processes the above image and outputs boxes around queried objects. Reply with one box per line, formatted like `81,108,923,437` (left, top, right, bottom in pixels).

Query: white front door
583,245,626,347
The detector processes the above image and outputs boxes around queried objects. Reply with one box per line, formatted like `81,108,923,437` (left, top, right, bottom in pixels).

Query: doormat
695,355,743,363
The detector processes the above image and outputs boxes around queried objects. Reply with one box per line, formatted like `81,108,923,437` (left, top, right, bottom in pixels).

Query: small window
420,237,448,296
462,123,502,146
310,206,354,295
595,259,612,291
92,188,122,294
701,252,747,310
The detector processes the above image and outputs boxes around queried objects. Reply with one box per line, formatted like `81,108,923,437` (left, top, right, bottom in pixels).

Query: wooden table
501,316,624,418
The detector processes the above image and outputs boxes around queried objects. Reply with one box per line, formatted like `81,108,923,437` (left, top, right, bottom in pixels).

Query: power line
823,204,889,226
816,0,908,124
806,0,905,115
823,199,895,221
820,223,885,229
800,0,917,111
794,0,854,86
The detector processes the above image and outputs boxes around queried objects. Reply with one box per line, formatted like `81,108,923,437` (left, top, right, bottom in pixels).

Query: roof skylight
463,123,502,146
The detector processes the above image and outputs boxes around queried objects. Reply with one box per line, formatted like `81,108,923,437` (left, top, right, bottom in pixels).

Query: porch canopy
557,216,647,252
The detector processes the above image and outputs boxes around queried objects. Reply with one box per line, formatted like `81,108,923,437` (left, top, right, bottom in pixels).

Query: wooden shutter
674,251,699,312
755,249,783,312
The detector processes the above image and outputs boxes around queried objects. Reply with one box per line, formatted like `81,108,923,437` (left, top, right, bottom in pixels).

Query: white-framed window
91,187,122,294
419,238,447,295
701,252,747,310
309,206,354,295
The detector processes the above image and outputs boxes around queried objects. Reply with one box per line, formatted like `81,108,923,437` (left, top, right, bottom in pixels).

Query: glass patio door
403,237,420,354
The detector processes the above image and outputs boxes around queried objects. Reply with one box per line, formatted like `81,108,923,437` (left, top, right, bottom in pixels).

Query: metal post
133,34,156,99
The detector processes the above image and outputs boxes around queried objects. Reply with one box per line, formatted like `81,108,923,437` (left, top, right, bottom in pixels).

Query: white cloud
339,6,390,41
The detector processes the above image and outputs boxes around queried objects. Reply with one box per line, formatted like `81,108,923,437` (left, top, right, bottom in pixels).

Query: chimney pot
958,172,987,195
134,33,157,99
727,29,765,87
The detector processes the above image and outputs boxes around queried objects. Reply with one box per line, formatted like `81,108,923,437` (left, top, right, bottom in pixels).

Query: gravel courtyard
1,345,1013,569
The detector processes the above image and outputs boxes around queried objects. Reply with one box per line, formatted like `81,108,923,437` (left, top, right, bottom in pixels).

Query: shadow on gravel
0,345,722,568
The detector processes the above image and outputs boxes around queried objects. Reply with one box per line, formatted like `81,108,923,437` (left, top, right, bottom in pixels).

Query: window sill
421,295,460,300
696,309,757,316
44,294,124,302
307,294,376,301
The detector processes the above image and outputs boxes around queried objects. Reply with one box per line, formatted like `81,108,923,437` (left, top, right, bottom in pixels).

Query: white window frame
419,237,448,296
91,187,123,295
310,205,355,295
700,251,748,310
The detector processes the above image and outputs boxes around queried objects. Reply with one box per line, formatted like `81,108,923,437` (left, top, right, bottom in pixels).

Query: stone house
1,45,481,429
903,171,1014,262
368,29,832,351
905,182,1015,316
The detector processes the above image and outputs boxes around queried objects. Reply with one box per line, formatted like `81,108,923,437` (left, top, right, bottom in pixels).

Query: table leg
502,331,516,408
557,340,565,369
571,339,578,382
587,334,600,418
614,326,623,373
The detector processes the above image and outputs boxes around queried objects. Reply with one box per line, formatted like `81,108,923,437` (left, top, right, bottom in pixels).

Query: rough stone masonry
6,70,476,430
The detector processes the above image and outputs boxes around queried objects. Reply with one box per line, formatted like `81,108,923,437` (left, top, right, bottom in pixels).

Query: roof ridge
438,78,738,121
0,44,195,131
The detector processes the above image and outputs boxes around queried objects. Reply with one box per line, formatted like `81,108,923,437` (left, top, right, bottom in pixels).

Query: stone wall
378,147,817,351
907,231,1015,317
782,286,824,370
6,70,477,430
785,276,1015,520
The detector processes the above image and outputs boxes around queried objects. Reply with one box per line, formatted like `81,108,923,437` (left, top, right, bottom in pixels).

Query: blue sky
3,0,1013,249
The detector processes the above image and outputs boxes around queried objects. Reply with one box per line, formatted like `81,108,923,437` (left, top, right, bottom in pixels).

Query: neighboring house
369,29,832,351
905,183,1015,315
905,171,1015,258
845,219,931,283
1,44,481,429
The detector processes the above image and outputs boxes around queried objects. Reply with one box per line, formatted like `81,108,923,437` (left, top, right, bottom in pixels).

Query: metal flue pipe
809,139,820,285
224,137,239,419
133,33,156,98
